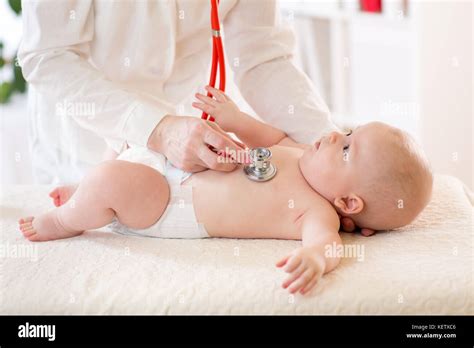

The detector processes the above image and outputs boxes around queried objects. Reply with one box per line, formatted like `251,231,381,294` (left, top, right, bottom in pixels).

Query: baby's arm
231,111,286,148
276,210,341,295
193,86,288,148
277,136,311,150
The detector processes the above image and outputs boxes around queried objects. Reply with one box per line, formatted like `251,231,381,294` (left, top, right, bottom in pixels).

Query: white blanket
0,174,472,314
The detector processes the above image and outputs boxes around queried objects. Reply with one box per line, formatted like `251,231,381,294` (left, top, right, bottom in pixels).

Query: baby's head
299,122,433,231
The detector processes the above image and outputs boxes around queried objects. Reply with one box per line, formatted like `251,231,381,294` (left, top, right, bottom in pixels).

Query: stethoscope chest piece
243,147,277,182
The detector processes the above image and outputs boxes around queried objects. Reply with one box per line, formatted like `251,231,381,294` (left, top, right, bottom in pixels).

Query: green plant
0,0,26,104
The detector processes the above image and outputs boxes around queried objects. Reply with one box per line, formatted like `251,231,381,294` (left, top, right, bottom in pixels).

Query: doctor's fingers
173,154,208,173
206,121,247,152
207,121,252,164
166,139,208,172
169,154,207,173
202,125,246,160
197,143,238,172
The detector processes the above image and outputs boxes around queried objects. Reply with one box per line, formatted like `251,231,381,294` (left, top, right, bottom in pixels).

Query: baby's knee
84,159,169,209
83,160,123,187
88,160,170,229
79,161,138,201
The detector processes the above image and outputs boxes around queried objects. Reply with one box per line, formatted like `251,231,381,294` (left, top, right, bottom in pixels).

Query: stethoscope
201,0,277,182
201,0,225,123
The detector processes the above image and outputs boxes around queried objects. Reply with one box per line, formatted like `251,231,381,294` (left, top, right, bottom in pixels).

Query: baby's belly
183,165,311,239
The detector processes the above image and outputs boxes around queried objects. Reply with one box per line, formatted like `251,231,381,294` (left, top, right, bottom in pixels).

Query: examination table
0,174,472,314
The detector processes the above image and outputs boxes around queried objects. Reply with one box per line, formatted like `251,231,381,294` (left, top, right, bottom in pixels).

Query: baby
18,86,433,295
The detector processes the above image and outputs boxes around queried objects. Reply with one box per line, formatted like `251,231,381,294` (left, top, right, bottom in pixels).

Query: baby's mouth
314,141,321,151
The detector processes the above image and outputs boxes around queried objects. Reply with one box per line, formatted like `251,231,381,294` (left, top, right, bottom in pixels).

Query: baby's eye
343,130,352,155
343,144,350,161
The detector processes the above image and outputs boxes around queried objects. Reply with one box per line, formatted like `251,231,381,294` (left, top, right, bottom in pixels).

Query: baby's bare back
184,145,335,239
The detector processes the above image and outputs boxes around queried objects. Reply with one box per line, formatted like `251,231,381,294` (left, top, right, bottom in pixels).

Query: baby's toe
49,187,59,197
25,230,40,241
22,224,34,231
21,216,35,223
22,229,36,238
19,216,35,230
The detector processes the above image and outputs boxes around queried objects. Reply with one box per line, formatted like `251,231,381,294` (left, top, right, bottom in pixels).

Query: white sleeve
224,0,340,144
17,0,175,148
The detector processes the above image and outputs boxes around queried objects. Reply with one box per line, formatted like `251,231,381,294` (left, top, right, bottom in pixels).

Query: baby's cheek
317,157,336,184
304,152,332,188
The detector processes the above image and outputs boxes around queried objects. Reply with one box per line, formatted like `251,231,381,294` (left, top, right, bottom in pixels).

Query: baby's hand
276,247,325,295
193,86,242,133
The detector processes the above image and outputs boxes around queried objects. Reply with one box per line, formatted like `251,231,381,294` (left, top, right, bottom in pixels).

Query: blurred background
1,0,472,189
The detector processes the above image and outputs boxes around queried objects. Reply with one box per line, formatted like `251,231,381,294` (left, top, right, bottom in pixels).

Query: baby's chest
191,165,316,217
243,189,320,238
234,181,318,226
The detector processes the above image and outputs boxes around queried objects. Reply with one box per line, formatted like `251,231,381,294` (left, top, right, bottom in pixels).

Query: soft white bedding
0,174,472,314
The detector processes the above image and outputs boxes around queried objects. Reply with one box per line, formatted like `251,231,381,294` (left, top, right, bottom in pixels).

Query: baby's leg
19,160,170,242
49,184,78,207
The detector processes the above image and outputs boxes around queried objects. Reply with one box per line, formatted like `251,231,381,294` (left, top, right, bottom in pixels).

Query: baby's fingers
300,274,320,295
283,255,302,273
288,269,314,294
195,93,218,106
361,228,376,237
275,255,290,268
205,85,227,102
192,102,213,115
282,263,306,289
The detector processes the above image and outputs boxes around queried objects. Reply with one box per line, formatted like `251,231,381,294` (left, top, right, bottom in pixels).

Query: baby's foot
18,212,83,242
48,185,78,207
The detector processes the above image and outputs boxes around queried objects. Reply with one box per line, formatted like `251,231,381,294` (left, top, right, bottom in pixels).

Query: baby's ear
333,194,364,215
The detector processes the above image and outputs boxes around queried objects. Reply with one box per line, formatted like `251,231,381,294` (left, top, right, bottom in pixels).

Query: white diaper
107,146,210,239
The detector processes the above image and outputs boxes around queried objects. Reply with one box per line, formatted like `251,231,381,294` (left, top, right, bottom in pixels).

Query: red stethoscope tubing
202,0,226,122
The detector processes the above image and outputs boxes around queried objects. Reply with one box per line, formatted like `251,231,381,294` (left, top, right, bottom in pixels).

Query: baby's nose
329,132,338,144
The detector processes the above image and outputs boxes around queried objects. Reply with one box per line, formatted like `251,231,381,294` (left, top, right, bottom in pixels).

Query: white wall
415,0,473,189
0,2,30,185
0,94,33,185
349,16,418,137
283,0,473,189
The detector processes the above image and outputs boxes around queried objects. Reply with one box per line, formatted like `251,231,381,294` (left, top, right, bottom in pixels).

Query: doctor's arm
18,0,244,173
18,0,173,152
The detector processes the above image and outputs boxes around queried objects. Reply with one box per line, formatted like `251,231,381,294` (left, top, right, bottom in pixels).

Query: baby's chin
298,155,321,189
300,146,315,164
297,150,312,176
298,154,337,203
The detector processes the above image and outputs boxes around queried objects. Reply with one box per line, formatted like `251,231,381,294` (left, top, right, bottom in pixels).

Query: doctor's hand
192,86,242,133
338,215,376,237
147,114,247,173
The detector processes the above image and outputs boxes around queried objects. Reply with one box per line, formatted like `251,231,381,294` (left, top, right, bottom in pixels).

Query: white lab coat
18,0,338,184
